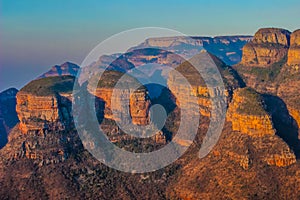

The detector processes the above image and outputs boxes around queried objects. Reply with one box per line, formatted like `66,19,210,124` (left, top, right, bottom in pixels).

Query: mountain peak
39,62,80,78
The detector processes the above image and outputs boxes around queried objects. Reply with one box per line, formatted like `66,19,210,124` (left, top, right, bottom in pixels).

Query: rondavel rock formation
168,88,297,200
236,28,300,142
240,28,290,67
226,88,296,167
16,76,75,134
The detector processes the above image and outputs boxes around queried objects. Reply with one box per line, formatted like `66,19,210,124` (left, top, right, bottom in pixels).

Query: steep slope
240,28,290,67
235,28,291,93
276,29,300,141
287,29,300,66
235,27,300,144
168,87,298,200
16,76,75,134
168,51,242,117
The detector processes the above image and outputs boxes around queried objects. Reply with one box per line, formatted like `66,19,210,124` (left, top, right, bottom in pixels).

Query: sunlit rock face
287,29,300,66
240,28,290,67
16,76,74,134
227,88,275,137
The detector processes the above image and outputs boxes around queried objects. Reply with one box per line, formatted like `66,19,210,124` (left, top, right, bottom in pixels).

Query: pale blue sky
1,0,300,90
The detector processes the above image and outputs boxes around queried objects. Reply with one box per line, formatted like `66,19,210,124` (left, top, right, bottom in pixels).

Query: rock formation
227,88,275,136
167,86,297,199
2,27,300,199
287,29,300,66
16,92,72,134
16,76,74,134
240,28,290,67
167,51,240,117
235,28,295,94
89,70,151,126
225,87,296,167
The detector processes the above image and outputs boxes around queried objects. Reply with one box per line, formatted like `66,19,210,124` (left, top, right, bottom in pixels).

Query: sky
1,0,300,91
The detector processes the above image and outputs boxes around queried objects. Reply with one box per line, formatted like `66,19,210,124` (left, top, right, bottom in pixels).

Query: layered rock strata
240,28,290,67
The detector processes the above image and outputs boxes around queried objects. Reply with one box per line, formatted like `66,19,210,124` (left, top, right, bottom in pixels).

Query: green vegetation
91,70,144,89
20,75,75,96
236,56,287,83
236,88,267,116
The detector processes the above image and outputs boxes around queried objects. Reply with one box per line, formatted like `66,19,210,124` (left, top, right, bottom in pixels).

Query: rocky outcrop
225,87,296,167
92,87,150,125
240,28,290,67
129,89,151,125
16,92,72,134
16,76,75,134
88,70,151,126
167,52,240,117
227,88,275,136
287,29,300,66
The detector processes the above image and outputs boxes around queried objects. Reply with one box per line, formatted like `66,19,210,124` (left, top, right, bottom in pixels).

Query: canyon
1,27,300,199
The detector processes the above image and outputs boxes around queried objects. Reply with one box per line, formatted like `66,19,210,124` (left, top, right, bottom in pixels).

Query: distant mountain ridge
130,35,253,65
38,62,80,78
37,35,252,85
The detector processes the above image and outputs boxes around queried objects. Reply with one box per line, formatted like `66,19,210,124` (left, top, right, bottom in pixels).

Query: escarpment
235,28,291,94
131,35,252,65
167,51,241,117
3,27,300,199
168,87,297,200
226,88,296,166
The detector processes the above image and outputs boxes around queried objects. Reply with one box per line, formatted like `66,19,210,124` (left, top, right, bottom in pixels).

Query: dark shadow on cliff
95,96,105,124
0,88,19,149
263,94,300,158
229,66,246,88
152,87,178,142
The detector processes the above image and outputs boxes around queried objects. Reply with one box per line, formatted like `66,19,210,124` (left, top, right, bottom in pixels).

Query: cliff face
287,29,300,66
16,92,72,134
92,87,150,125
167,87,297,200
88,70,151,126
235,28,293,94
227,88,275,136
226,88,296,168
167,52,240,118
240,28,290,67
15,76,75,134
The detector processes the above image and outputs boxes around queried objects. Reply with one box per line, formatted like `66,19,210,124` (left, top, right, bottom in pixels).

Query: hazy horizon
1,0,300,91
